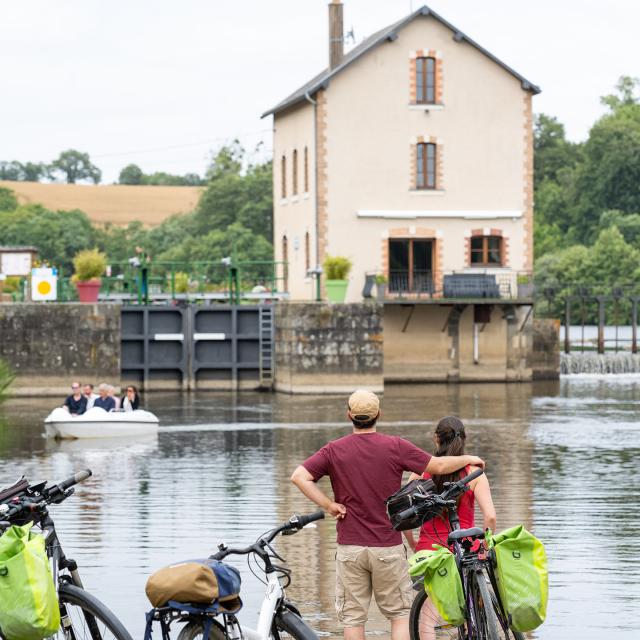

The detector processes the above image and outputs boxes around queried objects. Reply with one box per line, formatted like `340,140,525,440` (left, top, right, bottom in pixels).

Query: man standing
63,382,87,416
291,390,485,640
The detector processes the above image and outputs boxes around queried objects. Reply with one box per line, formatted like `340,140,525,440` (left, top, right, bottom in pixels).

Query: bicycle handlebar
211,511,325,561
56,469,92,493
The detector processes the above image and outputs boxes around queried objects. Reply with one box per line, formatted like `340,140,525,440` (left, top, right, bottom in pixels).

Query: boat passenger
107,384,121,410
93,383,116,412
121,385,140,412
82,383,99,409
63,382,87,415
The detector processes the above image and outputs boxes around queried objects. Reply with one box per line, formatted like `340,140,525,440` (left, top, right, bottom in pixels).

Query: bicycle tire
472,573,500,640
176,620,226,640
177,609,317,640
409,588,463,640
273,608,319,640
55,583,133,640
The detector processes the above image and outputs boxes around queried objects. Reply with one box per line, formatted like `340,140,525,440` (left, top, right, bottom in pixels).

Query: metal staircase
259,306,274,388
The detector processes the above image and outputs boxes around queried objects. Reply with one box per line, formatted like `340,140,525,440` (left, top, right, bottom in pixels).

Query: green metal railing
4,260,288,304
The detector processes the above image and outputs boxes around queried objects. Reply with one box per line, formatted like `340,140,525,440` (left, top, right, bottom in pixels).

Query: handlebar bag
0,523,60,640
145,558,242,613
490,525,548,632
386,478,436,531
409,546,465,626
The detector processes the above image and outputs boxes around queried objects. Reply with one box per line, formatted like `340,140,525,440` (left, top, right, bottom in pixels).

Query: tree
0,187,18,211
118,164,144,185
50,150,101,184
0,160,47,182
534,114,582,185
601,75,640,112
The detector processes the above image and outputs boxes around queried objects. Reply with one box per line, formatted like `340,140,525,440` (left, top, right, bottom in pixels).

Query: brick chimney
328,0,344,70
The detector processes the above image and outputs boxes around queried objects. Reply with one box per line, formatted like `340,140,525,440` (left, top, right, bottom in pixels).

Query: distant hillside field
0,181,202,226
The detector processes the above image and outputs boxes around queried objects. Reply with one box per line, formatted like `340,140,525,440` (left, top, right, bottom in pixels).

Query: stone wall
274,302,383,393
0,303,121,396
531,318,560,380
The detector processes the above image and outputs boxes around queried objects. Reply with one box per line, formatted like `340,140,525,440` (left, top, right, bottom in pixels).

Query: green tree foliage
0,161,48,182
0,205,95,272
118,164,144,185
50,149,102,184
0,187,18,211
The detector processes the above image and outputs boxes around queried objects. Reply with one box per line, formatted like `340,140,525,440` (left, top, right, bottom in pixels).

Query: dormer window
416,56,436,104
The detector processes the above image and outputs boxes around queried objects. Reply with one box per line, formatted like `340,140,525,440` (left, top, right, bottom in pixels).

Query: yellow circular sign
37,280,52,295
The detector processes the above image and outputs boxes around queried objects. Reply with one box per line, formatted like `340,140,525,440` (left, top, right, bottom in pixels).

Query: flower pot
376,283,387,301
76,279,101,303
325,279,349,303
517,282,534,298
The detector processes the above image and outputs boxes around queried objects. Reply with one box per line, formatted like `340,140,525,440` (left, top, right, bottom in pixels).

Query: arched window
292,149,298,196
303,147,309,193
281,155,287,198
305,231,310,273
282,235,289,292
416,56,436,104
416,142,437,189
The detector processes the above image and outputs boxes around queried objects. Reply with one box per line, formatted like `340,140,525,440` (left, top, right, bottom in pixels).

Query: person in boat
121,385,141,411
82,383,98,409
107,384,121,410
63,382,87,415
93,383,116,412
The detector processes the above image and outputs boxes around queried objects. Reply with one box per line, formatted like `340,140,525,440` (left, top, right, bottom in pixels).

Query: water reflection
0,380,638,638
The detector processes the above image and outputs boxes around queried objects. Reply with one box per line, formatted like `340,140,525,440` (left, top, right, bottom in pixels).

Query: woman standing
121,385,141,412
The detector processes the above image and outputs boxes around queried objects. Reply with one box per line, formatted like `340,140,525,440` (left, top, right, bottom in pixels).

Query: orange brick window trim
409,50,443,105
465,230,510,267
410,137,443,190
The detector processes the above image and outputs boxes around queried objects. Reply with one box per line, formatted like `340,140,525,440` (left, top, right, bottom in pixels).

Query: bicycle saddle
447,527,484,543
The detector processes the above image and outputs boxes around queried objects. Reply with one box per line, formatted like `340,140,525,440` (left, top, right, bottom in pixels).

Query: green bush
72,248,107,282
0,359,14,402
374,273,388,285
172,271,189,293
323,255,352,280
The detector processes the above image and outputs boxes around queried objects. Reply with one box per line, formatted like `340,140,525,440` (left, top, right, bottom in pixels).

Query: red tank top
415,466,475,552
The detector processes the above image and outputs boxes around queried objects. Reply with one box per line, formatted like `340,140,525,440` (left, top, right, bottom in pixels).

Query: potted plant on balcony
517,273,534,299
72,249,107,303
375,274,387,300
323,255,352,303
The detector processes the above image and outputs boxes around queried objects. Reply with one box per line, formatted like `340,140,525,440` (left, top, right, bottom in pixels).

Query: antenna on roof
344,27,356,46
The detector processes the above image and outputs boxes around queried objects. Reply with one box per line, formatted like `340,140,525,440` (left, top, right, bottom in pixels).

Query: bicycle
146,511,324,640
395,468,524,640
0,469,133,640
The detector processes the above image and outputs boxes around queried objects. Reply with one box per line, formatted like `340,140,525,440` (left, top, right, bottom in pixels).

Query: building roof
262,4,540,118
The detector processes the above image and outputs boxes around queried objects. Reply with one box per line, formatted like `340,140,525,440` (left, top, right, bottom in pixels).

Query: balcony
380,270,534,301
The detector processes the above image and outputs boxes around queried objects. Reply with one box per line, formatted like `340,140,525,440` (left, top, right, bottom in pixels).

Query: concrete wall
385,303,534,382
0,304,121,396
531,318,560,380
274,302,383,393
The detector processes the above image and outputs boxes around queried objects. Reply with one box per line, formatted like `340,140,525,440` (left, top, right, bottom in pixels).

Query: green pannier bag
0,523,60,640
490,524,548,632
409,546,465,627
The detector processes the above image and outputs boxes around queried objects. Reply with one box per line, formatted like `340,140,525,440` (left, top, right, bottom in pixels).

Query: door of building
388,239,433,293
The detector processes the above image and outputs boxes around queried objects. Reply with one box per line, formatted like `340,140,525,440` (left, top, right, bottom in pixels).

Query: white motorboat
44,407,159,439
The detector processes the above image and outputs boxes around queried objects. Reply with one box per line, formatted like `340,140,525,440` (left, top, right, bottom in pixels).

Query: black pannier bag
385,478,436,531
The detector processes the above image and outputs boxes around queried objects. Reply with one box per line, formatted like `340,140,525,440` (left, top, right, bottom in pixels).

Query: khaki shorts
335,544,414,627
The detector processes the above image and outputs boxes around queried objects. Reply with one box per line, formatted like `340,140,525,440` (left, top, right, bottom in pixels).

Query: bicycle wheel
54,583,133,640
481,577,524,640
273,608,318,639
176,620,226,640
471,572,499,640
409,587,463,640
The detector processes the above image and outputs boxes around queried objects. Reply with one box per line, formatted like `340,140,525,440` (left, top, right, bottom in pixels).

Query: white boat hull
44,407,159,439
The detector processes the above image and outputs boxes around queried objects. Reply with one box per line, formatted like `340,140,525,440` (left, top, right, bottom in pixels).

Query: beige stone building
263,2,539,304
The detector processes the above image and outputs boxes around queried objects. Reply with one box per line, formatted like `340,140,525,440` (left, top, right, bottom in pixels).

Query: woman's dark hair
431,416,467,493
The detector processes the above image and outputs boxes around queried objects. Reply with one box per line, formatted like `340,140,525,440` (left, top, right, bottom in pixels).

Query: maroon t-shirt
302,432,431,546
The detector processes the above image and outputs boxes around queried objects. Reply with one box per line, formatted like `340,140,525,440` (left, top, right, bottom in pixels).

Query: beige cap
348,389,380,420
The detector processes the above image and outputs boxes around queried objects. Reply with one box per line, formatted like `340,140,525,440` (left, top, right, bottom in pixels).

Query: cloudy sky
1,0,637,183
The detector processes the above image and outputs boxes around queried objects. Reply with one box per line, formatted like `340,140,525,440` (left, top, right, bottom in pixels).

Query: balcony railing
383,270,534,300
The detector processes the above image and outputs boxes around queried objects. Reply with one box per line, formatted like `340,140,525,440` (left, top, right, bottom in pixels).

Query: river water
1,380,639,639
